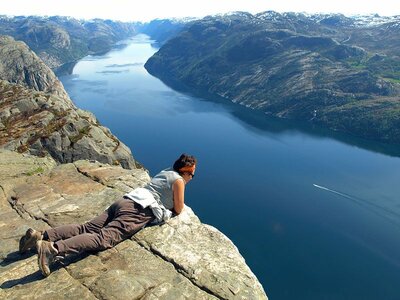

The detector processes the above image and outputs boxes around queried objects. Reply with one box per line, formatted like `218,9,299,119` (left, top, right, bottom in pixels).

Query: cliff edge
0,150,267,299
0,32,267,299
0,35,137,169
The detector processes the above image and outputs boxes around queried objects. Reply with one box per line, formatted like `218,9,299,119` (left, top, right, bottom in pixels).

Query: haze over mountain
0,16,138,70
1,12,399,144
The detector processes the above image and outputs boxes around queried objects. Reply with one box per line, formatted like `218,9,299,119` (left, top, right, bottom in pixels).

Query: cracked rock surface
0,150,267,299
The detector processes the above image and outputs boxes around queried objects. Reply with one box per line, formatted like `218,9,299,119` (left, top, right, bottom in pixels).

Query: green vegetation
384,78,400,84
348,61,367,69
25,166,45,176
365,55,400,81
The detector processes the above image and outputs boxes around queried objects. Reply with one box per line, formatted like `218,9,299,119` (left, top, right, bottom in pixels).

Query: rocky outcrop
0,150,267,299
0,35,69,99
0,36,138,169
0,80,137,169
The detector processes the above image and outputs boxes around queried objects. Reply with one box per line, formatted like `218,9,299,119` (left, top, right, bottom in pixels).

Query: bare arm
172,178,185,214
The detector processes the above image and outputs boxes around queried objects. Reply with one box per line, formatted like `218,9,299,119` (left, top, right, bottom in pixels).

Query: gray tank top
144,168,183,210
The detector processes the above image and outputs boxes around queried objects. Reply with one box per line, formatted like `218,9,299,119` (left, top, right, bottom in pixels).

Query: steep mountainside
145,12,400,143
0,16,138,69
0,36,69,99
0,35,137,168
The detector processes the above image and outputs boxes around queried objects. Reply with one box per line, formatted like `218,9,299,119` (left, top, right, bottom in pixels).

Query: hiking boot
19,228,43,254
37,240,58,277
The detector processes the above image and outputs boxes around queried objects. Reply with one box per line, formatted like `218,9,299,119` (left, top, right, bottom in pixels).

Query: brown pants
45,198,155,256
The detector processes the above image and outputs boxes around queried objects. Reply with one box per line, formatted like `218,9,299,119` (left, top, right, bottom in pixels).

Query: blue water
60,34,400,300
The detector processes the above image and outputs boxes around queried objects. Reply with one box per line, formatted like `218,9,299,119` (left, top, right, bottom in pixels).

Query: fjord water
60,35,400,300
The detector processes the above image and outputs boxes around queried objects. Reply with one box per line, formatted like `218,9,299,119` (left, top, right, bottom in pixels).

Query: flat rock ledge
0,150,267,300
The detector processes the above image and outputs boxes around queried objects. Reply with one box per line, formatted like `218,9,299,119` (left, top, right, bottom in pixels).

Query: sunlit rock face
0,150,267,300
0,35,70,99
0,36,137,169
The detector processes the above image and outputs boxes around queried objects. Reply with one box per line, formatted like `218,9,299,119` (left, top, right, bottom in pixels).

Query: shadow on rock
0,270,43,289
0,251,36,267
1,252,91,289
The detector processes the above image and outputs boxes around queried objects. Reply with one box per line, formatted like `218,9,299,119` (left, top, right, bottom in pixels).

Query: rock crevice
134,241,224,300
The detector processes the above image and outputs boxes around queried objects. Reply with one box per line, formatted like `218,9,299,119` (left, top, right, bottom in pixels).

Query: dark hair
173,153,197,174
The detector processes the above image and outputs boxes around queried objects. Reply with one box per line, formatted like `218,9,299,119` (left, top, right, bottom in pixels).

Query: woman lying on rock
19,153,197,277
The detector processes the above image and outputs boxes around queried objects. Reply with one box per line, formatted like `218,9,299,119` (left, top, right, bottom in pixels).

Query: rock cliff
0,35,69,99
0,150,267,299
0,35,137,169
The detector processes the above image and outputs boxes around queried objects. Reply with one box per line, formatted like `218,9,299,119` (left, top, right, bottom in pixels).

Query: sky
1,0,399,22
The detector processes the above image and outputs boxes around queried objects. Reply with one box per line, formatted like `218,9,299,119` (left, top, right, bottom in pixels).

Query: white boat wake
313,184,358,201
313,183,400,226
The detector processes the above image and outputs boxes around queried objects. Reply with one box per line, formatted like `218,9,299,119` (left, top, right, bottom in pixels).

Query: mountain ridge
0,15,138,70
144,11,400,144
